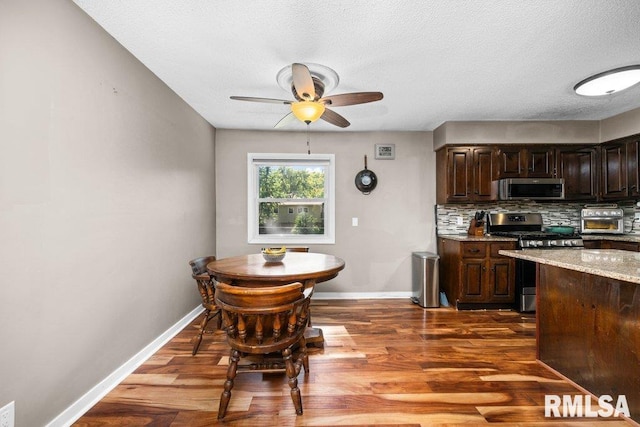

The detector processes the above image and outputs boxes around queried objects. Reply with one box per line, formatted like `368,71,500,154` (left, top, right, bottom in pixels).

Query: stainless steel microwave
498,178,565,200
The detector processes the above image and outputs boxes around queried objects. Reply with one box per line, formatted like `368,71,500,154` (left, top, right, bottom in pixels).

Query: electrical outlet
635,212,640,221
0,401,14,427
456,216,464,226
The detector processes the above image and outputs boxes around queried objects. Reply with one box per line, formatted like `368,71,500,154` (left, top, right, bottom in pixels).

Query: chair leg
218,349,240,419
283,347,303,415
299,336,310,374
192,309,210,356
214,309,222,329
192,309,222,356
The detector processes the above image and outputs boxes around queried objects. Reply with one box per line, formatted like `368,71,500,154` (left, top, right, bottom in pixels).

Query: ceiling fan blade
320,92,383,107
230,96,291,104
292,63,316,101
320,108,350,128
274,112,296,129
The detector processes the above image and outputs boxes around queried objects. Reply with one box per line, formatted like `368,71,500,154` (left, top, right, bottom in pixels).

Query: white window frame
248,153,335,244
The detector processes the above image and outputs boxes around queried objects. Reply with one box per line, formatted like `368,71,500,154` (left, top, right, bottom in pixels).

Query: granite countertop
499,249,640,285
440,233,640,243
438,234,517,242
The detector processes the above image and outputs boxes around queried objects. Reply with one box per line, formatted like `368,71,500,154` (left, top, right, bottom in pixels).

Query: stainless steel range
487,213,583,312
487,213,583,248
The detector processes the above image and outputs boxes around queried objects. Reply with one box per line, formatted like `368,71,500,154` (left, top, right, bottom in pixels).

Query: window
248,153,335,244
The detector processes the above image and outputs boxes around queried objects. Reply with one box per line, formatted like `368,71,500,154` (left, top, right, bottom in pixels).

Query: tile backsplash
436,201,640,235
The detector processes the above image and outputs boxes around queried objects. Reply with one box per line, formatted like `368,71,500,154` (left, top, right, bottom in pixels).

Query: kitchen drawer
610,241,640,251
490,242,516,257
583,239,640,251
461,242,487,258
582,240,601,249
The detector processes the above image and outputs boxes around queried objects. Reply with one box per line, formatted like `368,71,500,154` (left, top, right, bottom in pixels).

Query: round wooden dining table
206,252,345,287
207,252,345,346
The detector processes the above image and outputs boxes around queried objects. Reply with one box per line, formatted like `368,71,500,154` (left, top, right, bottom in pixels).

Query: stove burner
490,230,583,248
491,230,581,239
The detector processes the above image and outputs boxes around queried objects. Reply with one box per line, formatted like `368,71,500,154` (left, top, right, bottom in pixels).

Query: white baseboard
46,306,204,427
313,291,415,299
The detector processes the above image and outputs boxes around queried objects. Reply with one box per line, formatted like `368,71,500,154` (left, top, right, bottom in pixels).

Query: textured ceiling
72,0,640,132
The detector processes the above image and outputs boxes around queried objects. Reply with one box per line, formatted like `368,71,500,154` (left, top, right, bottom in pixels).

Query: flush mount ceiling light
574,65,640,96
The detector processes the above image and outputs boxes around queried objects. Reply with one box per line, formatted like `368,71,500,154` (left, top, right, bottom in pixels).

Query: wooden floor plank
74,300,636,426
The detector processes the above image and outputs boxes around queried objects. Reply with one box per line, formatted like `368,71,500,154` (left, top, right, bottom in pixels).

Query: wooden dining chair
215,281,311,419
283,246,320,330
280,246,322,339
188,256,221,355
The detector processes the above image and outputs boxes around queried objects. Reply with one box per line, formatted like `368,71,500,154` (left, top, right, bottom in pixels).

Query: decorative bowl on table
261,247,286,263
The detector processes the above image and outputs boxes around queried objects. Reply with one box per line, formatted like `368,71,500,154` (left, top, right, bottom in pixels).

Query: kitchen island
499,249,640,422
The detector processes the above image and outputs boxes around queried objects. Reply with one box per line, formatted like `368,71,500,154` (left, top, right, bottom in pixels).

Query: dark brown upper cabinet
527,146,556,177
495,146,523,178
436,147,498,204
600,136,640,200
600,141,628,200
472,147,497,201
626,139,640,198
435,136,640,204
496,146,555,179
556,146,598,200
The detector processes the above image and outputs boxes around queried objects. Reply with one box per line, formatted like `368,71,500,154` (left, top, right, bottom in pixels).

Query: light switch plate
352,217,358,227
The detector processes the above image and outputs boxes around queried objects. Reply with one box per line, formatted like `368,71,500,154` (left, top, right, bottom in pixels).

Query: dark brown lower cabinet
582,239,640,251
538,264,640,422
438,238,516,309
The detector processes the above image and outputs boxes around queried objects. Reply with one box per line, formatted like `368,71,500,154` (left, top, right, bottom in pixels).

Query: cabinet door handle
469,248,480,253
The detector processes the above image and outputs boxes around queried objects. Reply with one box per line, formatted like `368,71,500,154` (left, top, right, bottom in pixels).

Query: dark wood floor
75,300,634,426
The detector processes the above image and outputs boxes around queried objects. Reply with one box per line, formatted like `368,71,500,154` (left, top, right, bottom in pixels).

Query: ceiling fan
230,63,383,129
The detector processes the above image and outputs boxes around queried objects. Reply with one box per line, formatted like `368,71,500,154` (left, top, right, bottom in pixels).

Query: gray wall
432,111,640,149
0,1,216,426
601,107,640,141
433,120,600,149
3,1,640,425
215,130,436,295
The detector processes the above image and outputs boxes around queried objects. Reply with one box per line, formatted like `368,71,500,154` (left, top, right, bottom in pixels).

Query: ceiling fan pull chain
306,123,311,155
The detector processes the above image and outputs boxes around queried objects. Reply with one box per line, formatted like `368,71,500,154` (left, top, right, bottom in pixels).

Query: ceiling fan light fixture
291,101,325,123
574,65,640,96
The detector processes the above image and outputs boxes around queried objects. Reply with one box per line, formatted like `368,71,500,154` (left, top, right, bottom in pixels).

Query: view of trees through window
258,165,326,235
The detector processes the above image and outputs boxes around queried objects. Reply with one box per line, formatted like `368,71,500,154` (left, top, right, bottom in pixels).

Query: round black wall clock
355,155,377,195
